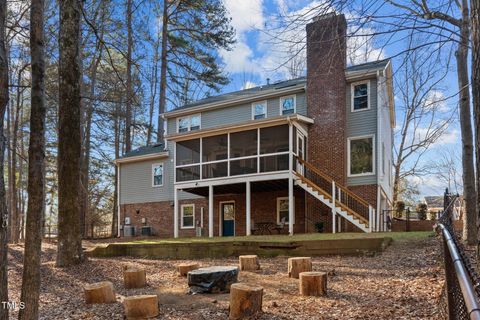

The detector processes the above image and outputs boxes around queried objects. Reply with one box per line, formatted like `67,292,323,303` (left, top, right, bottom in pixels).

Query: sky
215,0,464,199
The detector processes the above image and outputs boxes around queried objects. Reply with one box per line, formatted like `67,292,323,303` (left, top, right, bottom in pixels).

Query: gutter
113,151,169,165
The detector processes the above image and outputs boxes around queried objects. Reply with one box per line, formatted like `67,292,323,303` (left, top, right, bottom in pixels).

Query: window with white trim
276,197,293,224
351,81,369,111
348,136,375,176
280,95,295,115
177,114,201,133
152,163,163,187
252,101,266,120
181,204,195,228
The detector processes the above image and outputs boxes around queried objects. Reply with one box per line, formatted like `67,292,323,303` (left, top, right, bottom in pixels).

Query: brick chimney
306,13,347,184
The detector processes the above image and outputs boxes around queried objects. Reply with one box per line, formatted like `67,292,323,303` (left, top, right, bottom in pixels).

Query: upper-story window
348,135,375,176
252,101,267,120
177,114,201,133
280,95,296,115
351,81,370,112
152,163,164,187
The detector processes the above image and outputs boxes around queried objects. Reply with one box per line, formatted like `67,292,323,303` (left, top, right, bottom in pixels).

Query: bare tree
393,50,454,204
124,0,133,152
0,0,9,317
57,0,84,267
18,0,46,317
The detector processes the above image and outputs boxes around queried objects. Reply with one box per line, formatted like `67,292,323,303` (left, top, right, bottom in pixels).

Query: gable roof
115,143,168,164
163,59,391,118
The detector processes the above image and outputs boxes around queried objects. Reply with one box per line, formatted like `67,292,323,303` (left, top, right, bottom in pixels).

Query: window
277,197,293,224
152,163,163,187
280,95,296,115
348,136,375,176
252,101,266,120
177,114,201,133
351,81,369,111
181,204,195,229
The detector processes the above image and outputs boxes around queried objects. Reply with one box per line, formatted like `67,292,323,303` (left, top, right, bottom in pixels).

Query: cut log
177,263,199,276
239,255,260,271
287,257,312,279
84,281,116,304
229,283,263,320
123,294,159,320
188,266,239,294
299,272,327,296
124,267,147,289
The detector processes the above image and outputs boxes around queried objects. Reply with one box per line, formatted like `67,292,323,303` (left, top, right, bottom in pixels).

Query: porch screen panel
176,139,200,165
230,129,257,158
202,134,227,162
260,154,289,172
202,162,228,179
176,165,200,182
230,158,257,176
260,125,289,154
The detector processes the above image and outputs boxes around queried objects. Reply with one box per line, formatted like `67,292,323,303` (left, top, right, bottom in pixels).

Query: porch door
296,133,305,175
221,202,235,236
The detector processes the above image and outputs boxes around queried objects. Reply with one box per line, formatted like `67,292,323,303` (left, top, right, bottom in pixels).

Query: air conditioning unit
124,225,135,237
125,217,131,225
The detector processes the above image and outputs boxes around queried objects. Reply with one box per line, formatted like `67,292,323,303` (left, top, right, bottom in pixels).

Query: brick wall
120,188,306,238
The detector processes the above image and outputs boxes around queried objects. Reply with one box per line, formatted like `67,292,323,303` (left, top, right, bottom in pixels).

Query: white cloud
223,0,264,34
424,90,450,113
241,81,257,89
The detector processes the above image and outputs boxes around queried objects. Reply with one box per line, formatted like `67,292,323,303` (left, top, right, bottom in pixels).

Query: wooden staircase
294,157,374,233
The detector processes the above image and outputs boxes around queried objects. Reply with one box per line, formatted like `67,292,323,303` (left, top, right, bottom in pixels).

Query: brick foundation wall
120,188,306,238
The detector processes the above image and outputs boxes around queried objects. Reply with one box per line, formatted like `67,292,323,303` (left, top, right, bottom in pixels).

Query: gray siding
346,78,378,186
166,92,307,134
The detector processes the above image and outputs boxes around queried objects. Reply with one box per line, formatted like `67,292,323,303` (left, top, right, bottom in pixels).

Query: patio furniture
273,217,286,234
188,266,239,294
250,219,258,235
254,222,275,235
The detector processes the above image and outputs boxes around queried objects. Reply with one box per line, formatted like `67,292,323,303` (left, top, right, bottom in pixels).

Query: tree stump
84,281,116,304
239,255,260,271
177,263,199,276
123,294,159,320
124,267,147,289
188,266,239,293
299,272,327,296
229,283,263,320
287,257,312,279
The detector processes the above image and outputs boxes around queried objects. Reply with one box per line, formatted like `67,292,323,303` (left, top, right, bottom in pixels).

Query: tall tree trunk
157,0,168,143
457,0,477,245
125,0,133,152
18,0,46,317
471,0,480,245
0,0,9,318
56,0,84,267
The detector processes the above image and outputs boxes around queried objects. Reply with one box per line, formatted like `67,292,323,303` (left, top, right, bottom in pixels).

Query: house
424,195,463,220
114,13,395,238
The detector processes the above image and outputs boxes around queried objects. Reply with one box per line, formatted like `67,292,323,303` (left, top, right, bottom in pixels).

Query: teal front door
221,202,235,236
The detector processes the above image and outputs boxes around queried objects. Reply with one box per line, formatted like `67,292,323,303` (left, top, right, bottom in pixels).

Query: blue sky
215,0,464,199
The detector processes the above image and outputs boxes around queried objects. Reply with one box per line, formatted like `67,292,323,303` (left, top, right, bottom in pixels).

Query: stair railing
294,156,373,229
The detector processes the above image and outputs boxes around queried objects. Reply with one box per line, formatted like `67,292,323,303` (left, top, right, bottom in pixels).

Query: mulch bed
7,235,445,319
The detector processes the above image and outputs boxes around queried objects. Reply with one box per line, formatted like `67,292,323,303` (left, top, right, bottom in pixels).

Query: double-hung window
177,114,201,133
280,95,295,115
351,81,369,111
277,197,293,224
252,101,267,120
348,135,375,176
181,204,195,228
152,163,163,187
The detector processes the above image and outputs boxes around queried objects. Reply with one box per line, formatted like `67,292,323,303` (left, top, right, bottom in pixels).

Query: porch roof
181,179,289,197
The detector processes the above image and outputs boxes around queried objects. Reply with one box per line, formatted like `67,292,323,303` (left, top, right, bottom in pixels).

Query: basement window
181,204,195,229
351,81,370,111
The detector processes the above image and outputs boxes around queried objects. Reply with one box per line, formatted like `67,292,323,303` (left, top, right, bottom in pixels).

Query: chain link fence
437,190,480,320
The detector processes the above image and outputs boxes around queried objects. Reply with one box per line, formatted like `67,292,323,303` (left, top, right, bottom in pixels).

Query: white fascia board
113,151,169,165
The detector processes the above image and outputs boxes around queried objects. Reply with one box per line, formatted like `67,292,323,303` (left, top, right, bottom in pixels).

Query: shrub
395,201,405,218
314,221,324,233
416,203,428,220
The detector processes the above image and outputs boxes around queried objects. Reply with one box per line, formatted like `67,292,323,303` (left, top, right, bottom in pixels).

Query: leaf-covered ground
7,233,445,319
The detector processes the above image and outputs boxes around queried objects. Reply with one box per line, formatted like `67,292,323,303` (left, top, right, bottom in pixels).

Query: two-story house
114,13,395,238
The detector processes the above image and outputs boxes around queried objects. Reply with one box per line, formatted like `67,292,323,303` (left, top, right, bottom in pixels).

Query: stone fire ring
187,266,239,294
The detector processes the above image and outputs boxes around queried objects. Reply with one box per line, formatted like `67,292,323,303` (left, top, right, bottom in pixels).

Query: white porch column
331,181,336,234
246,181,251,236
174,187,179,238
209,185,214,238
368,205,373,233
288,121,294,235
